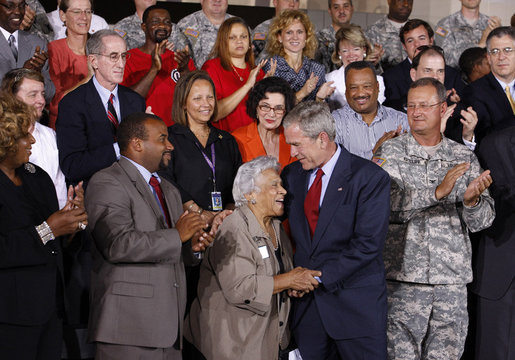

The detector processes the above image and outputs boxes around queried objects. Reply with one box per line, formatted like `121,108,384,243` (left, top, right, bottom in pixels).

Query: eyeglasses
487,47,514,57
258,104,286,116
0,1,26,11
67,9,93,16
406,101,443,111
92,52,131,63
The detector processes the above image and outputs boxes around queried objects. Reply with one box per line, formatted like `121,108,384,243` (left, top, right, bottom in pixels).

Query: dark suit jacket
0,164,63,326
85,157,198,348
463,72,515,145
473,126,515,300
282,146,391,340
383,58,466,111
56,78,145,188
0,29,55,102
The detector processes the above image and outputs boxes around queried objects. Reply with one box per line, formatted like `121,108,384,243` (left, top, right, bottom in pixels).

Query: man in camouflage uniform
24,0,54,41
251,0,299,61
315,0,354,73
435,0,501,69
365,0,413,71
172,0,233,69
373,78,495,360
113,0,177,50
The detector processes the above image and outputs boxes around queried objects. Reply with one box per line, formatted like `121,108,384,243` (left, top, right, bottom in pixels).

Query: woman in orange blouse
232,77,296,169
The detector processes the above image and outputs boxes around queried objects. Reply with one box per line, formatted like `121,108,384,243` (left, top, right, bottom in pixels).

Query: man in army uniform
373,77,495,360
251,0,299,61
113,0,177,50
315,0,354,73
435,0,501,69
173,0,233,69
23,0,54,41
365,0,413,71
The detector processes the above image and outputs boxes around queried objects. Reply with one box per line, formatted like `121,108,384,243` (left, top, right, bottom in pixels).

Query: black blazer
463,72,515,145
0,164,62,326
473,126,515,299
383,58,466,111
56,79,145,188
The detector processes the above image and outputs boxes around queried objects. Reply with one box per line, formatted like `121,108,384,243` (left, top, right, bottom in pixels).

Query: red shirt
122,48,195,126
202,58,265,132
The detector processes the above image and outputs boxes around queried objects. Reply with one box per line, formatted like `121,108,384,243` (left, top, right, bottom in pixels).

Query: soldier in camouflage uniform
365,0,413,71
172,0,233,69
315,0,354,73
113,0,177,50
373,78,495,360
24,0,54,42
435,0,501,69
252,0,299,61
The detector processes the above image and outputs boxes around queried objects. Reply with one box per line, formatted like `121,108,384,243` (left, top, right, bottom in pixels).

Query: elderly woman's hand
273,266,322,294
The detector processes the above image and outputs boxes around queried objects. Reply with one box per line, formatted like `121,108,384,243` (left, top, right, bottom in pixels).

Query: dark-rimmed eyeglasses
258,104,286,116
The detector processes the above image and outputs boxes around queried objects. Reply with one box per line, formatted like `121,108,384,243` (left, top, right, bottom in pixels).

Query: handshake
275,267,322,298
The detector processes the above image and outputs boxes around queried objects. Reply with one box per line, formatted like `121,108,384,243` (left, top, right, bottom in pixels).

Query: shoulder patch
113,29,127,38
372,157,386,167
435,27,448,37
184,28,199,38
253,32,266,41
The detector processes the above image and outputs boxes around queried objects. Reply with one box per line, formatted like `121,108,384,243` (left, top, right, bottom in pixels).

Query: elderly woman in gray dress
185,156,321,360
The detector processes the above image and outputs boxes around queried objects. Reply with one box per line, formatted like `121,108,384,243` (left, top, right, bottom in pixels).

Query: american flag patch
435,27,448,37
113,29,126,38
253,32,266,41
184,28,199,38
372,157,386,167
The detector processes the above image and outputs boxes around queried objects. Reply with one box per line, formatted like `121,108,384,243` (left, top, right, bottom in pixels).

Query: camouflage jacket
315,26,338,73
435,11,490,69
27,0,53,42
374,133,495,285
365,15,406,71
251,18,272,60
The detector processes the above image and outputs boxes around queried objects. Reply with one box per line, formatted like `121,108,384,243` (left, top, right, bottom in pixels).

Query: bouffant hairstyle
266,9,317,59
245,76,295,121
0,94,34,162
331,24,373,66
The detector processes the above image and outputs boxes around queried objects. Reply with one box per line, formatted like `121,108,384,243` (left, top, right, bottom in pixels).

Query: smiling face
140,118,173,172
256,92,286,131
227,22,250,59
328,0,354,28
249,168,287,218
285,123,327,170
407,85,446,137
0,0,26,33
59,0,92,36
5,131,35,169
142,8,172,44
89,35,127,91
15,78,45,119
278,19,306,55
338,39,366,66
345,67,379,115
402,25,433,60
185,79,216,127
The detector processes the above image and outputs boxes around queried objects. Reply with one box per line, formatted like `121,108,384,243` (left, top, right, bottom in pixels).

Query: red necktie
304,168,324,238
149,176,171,228
107,93,119,128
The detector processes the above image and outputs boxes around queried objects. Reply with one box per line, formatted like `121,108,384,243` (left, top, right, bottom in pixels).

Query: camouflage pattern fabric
365,15,406,71
251,18,272,60
27,0,53,42
315,26,338,73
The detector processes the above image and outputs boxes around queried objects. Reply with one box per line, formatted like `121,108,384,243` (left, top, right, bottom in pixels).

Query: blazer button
173,282,179,288
279,321,284,326
51,250,58,255
244,300,250,304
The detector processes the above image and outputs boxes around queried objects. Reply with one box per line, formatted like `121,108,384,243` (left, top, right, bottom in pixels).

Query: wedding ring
78,221,86,231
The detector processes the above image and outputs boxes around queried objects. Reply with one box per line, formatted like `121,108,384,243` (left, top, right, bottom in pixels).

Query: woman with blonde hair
263,9,334,104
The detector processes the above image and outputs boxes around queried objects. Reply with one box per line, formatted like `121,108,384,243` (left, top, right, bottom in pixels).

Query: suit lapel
161,179,180,227
0,31,16,66
311,149,351,252
487,73,513,113
86,79,117,135
118,158,168,229
288,166,312,254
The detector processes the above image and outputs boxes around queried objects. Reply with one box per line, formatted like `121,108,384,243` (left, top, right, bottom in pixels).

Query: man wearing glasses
0,0,55,102
56,29,146,190
373,77,495,360
463,26,515,145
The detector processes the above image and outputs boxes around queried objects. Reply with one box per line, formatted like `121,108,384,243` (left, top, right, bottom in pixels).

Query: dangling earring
250,199,256,204
338,55,342,61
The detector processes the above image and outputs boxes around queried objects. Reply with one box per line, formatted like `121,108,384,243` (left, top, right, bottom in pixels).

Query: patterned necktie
8,35,18,61
505,85,515,115
107,93,119,128
304,168,324,238
149,176,171,228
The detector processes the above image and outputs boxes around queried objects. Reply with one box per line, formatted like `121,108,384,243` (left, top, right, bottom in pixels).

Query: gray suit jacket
0,29,55,102
85,157,197,348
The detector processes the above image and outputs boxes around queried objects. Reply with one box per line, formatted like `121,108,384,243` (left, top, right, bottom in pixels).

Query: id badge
211,191,222,211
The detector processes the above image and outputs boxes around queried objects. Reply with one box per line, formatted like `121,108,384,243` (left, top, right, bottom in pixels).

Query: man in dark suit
473,125,515,360
85,112,218,359
56,29,146,189
383,19,465,112
0,0,54,102
463,26,515,145
282,101,391,359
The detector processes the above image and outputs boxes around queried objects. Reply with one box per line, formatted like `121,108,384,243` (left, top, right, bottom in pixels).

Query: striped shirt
332,103,409,159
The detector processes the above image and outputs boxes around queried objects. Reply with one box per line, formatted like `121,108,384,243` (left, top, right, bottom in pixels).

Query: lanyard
195,142,216,190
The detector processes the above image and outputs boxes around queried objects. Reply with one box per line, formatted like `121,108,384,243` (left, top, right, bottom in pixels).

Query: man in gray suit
0,0,54,102
85,112,218,359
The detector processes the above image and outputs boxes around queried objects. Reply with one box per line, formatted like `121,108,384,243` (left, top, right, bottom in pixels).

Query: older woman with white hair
185,156,321,360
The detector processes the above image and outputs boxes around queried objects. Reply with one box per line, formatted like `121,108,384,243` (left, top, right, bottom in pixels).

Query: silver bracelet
35,221,55,245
